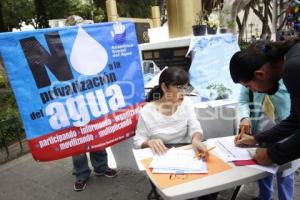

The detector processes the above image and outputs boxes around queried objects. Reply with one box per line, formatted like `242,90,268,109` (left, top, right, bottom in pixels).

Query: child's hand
234,134,257,147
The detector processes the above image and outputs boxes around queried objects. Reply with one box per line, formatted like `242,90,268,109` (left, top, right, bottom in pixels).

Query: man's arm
256,55,300,164
267,129,300,165
267,99,300,165
255,55,300,144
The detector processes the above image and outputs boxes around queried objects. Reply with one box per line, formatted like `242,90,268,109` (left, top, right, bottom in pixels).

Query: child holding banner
64,16,118,192
134,67,218,200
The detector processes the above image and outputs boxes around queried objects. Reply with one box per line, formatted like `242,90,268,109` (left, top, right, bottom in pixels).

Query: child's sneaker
73,179,87,191
94,168,117,178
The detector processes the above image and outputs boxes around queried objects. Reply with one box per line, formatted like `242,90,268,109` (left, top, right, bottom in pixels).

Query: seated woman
134,67,217,200
134,67,206,155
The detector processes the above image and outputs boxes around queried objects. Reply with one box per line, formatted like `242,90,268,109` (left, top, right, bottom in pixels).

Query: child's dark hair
230,37,300,83
146,67,189,102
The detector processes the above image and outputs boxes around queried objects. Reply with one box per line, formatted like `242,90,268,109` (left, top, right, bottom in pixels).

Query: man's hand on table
253,148,273,166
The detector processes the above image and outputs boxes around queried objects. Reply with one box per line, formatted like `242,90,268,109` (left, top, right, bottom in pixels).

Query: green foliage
0,91,19,120
0,65,9,88
0,0,105,32
206,84,232,100
68,0,92,19
0,60,23,147
0,0,155,32
68,0,105,22
34,0,49,28
93,8,105,23
0,74,6,88
116,0,156,18
0,0,72,31
0,91,23,146
0,58,8,85
0,116,23,147
1,0,35,31
44,0,71,19
239,41,251,50
226,20,236,30
207,19,219,30
195,10,208,25
219,8,230,28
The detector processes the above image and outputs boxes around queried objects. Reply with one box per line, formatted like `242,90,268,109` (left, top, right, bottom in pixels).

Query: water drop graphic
70,27,108,75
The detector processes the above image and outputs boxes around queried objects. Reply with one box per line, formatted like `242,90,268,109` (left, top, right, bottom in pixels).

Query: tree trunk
237,4,251,42
251,0,271,40
0,1,6,32
157,0,164,15
279,0,284,26
223,0,251,34
261,0,270,40
277,10,287,30
277,0,289,31
157,0,167,25
34,0,49,28
271,0,278,41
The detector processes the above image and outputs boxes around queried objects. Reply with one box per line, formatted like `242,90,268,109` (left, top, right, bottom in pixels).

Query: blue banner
0,22,145,161
189,34,241,101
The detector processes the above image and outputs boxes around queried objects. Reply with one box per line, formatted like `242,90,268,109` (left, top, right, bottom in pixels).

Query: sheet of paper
149,149,208,173
132,148,153,171
207,136,254,162
207,136,279,174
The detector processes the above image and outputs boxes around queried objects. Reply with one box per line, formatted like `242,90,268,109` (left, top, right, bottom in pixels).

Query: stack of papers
149,149,208,174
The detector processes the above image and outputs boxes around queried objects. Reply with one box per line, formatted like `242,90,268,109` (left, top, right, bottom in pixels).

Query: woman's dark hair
146,67,189,102
230,37,300,83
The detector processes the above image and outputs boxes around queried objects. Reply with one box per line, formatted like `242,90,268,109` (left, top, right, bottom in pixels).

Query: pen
238,125,245,140
194,146,216,158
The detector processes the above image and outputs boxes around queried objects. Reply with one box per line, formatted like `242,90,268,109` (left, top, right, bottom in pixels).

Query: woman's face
162,83,188,104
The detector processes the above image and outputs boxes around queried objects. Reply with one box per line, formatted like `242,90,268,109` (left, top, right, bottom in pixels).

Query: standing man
238,83,296,200
229,38,300,165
